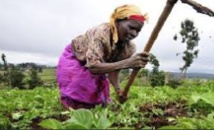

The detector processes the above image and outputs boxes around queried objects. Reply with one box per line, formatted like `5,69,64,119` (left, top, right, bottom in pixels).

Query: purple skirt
56,44,110,108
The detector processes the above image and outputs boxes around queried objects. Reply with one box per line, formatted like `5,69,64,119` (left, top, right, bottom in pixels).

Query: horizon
1,0,214,74
1,60,214,75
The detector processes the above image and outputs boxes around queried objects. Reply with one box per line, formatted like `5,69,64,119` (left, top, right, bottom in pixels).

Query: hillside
170,72,214,79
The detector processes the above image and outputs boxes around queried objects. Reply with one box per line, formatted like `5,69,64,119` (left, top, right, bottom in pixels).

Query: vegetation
149,54,165,87
27,67,43,89
0,53,56,89
118,54,165,87
1,79,214,129
9,66,25,88
174,19,200,78
0,17,212,129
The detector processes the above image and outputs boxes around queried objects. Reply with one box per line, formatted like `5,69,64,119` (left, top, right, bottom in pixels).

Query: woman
56,4,149,109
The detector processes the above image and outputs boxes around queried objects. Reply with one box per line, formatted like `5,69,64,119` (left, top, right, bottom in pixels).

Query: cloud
0,0,214,73
0,50,57,66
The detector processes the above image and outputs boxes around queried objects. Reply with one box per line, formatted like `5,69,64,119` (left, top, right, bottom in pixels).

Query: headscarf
110,4,148,44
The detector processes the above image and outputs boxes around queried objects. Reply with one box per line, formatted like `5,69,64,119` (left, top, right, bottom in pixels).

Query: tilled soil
138,100,189,129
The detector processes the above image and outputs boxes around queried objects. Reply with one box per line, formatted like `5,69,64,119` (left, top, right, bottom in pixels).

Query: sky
0,0,214,74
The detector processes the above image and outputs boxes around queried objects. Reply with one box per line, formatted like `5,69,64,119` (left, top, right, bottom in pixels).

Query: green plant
188,92,214,114
167,78,183,88
9,66,25,89
149,71,165,87
174,19,200,78
39,109,114,129
149,54,165,87
170,113,214,129
1,80,214,129
27,67,43,89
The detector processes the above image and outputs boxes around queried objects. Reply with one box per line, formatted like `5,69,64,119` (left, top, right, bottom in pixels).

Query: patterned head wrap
110,4,148,44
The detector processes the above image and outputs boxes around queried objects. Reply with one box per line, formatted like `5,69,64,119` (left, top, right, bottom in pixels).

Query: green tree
1,53,8,71
174,19,200,78
1,53,10,86
149,54,165,87
1,54,25,88
137,69,149,78
9,66,25,88
27,67,43,89
149,54,160,73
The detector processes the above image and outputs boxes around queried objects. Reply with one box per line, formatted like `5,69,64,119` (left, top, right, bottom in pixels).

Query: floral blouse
71,23,136,68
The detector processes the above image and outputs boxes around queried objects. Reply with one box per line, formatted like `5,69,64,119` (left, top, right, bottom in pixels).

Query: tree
149,54,165,87
137,69,149,78
174,19,200,78
149,54,160,73
0,54,26,88
1,53,10,86
1,53,8,71
27,67,43,89
9,66,25,88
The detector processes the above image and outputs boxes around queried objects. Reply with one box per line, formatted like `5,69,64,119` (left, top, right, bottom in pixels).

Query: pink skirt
56,44,110,109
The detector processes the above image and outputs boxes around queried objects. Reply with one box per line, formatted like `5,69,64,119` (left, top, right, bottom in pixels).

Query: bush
149,71,165,87
10,67,25,88
27,67,43,89
167,78,183,88
0,73,3,82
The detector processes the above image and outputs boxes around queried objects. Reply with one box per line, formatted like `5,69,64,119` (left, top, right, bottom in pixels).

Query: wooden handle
122,0,178,98
181,0,214,17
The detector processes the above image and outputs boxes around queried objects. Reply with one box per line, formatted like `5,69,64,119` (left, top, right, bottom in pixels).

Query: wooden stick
181,0,214,17
122,0,178,99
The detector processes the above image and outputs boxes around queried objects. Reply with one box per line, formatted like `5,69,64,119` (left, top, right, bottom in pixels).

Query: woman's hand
127,52,150,69
117,90,128,104
88,52,149,74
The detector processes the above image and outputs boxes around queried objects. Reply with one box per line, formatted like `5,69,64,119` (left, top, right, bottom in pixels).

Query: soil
7,100,189,129
137,100,189,129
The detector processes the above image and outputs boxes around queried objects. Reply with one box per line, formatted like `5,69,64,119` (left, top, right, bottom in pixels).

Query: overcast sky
0,0,214,73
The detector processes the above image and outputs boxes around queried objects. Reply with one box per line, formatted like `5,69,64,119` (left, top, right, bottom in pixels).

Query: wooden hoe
120,0,214,103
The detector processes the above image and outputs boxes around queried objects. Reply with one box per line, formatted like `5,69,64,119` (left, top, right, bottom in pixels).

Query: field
38,69,56,82
0,68,57,88
0,69,214,129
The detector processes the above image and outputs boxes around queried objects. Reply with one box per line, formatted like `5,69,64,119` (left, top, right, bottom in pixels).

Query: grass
1,68,214,129
38,69,56,82
1,80,214,129
0,68,56,88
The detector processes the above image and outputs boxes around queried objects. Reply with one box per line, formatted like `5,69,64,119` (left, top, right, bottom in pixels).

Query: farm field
1,0,214,129
38,69,56,82
1,80,214,129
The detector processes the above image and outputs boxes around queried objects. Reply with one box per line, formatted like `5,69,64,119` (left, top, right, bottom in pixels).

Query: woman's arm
88,59,131,74
88,52,149,74
108,70,121,95
108,70,128,103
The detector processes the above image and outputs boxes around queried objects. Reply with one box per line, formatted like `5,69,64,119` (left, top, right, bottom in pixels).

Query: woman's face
116,19,144,43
